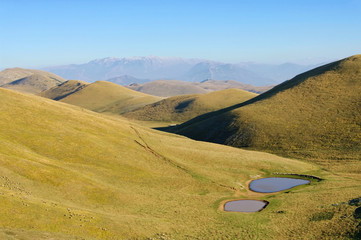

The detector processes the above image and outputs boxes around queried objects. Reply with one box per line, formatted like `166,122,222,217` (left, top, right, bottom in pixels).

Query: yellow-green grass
1,73,66,94
38,80,89,100
56,81,163,114
0,67,66,86
175,54,361,163
126,79,208,97
0,88,360,239
124,88,257,124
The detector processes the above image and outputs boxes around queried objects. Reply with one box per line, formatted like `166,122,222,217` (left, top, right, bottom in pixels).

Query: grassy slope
38,80,89,100
127,79,272,97
58,81,163,114
175,55,361,163
124,88,257,123
0,68,66,87
127,80,208,97
1,74,65,94
2,88,360,239
198,79,273,94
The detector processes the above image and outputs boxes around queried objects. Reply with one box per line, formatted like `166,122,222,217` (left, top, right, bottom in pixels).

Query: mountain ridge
43,56,319,85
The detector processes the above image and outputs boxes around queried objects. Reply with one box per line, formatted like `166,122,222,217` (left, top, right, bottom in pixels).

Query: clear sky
1,0,361,68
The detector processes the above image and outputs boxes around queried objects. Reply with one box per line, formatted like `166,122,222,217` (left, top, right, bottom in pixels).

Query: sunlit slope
175,55,361,161
0,68,66,94
58,80,162,114
0,67,66,86
38,80,89,100
127,79,272,97
124,88,257,123
0,88,337,239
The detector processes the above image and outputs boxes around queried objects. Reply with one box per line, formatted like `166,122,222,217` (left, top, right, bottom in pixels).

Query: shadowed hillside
127,79,272,97
0,68,66,94
124,88,257,123
46,80,163,114
38,80,89,100
173,55,361,162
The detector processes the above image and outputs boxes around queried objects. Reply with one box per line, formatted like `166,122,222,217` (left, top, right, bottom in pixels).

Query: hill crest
173,54,361,161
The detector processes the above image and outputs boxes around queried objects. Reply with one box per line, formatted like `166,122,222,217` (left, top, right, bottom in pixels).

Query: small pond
249,177,310,193
224,200,268,212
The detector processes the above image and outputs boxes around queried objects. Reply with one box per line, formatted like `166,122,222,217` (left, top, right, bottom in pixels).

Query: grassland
0,68,66,86
174,55,361,163
127,79,272,97
0,86,361,239
0,68,66,94
38,80,89,100
47,81,163,114
2,87,361,239
124,88,257,124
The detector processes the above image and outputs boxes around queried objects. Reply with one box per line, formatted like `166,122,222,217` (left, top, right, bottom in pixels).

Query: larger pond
224,200,268,212
249,177,310,193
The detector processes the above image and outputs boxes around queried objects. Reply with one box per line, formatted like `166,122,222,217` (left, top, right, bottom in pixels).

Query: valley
0,55,360,239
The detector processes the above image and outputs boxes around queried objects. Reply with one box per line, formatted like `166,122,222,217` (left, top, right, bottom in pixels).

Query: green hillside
2,88,361,239
174,55,361,163
38,80,89,100
55,81,163,114
124,88,257,123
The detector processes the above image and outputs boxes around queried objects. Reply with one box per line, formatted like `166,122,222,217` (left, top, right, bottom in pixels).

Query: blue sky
1,0,361,68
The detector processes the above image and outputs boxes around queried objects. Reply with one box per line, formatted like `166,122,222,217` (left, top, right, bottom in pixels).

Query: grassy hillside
127,80,208,97
198,79,273,93
127,79,272,97
38,80,89,100
0,68,66,93
174,55,361,163
1,74,65,94
124,88,257,123
1,88,361,239
56,81,162,114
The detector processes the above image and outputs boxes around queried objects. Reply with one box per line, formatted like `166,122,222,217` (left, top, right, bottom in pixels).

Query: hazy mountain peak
43,56,322,85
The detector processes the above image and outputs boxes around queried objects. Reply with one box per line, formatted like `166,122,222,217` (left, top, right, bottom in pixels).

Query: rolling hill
124,88,258,123
126,79,272,97
1,87,360,239
42,80,162,114
172,54,361,162
38,80,89,100
126,80,208,97
0,68,66,94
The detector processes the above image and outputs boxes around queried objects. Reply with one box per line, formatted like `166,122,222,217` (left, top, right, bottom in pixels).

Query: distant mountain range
43,56,321,86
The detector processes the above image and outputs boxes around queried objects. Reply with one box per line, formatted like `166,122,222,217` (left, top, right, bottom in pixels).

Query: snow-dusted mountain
43,56,319,86
44,56,200,83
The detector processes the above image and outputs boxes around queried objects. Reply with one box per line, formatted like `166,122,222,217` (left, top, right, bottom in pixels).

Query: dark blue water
224,200,268,212
249,177,310,193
